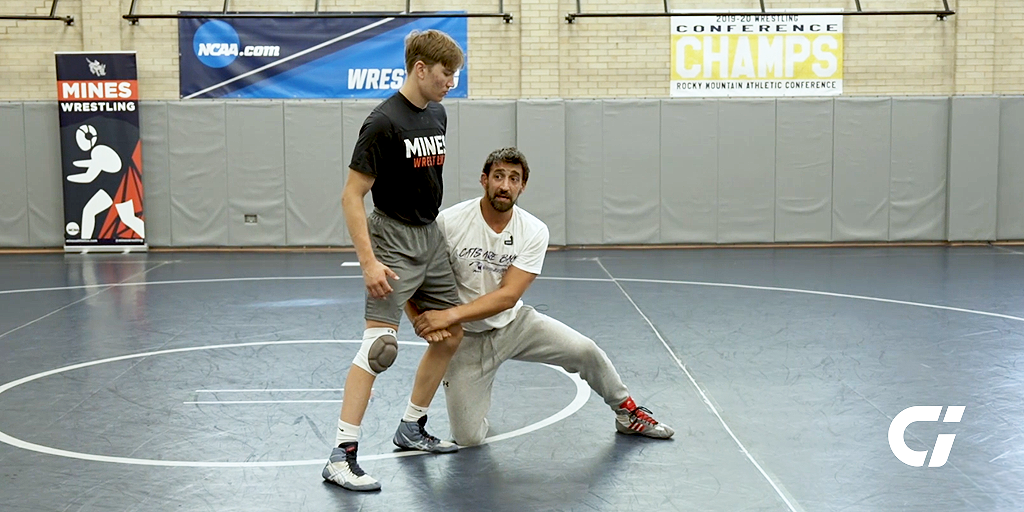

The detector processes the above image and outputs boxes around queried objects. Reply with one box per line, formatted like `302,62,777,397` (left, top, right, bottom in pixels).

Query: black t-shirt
349,92,448,225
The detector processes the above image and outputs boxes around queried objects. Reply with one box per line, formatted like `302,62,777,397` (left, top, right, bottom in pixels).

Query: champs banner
671,13,843,97
178,15,468,99
55,52,147,252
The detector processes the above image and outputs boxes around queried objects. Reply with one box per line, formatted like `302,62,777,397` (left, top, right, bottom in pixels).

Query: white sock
402,401,428,423
336,419,360,447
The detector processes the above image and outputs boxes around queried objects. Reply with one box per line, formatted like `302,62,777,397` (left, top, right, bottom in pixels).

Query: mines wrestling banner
55,52,147,252
671,13,843,97
178,16,468,99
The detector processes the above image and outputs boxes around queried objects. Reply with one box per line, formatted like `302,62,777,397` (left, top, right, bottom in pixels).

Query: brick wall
1,0,1022,99
1,0,84,98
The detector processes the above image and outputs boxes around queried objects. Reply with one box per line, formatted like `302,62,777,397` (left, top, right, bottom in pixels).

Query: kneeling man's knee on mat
451,425,487,447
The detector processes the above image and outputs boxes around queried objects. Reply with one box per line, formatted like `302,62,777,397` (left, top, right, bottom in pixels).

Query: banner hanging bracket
566,1,955,23
1,0,74,25
124,0,512,24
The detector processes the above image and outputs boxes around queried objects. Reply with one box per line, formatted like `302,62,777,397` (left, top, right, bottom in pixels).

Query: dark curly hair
481,147,530,183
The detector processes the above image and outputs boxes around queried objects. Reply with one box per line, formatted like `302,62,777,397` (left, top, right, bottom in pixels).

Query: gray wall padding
659,101,716,243
3,97,1020,248
226,102,286,246
23,102,63,247
661,100,718,243
283,102,346,246
603,100,660,244
440,101,461,211
456,101,516,203
889,98,949,241
998,97,1024,240
168,102,228,246
718,100,776,243
775,99,833,242
341,100,377,233
140,102,171,247
833,98,892,241
948,97,999,241
565,101,604,244
0,104,29,246
516,100,566,246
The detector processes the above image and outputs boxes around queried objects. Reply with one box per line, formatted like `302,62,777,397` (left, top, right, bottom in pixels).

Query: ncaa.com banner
178,15,468,99
671,12,843,97
55,51,147,252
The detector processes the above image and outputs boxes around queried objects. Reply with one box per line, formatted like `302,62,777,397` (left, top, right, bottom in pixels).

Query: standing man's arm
342,169,398,299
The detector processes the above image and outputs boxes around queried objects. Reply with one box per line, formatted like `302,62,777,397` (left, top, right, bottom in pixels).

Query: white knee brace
353,327,398,376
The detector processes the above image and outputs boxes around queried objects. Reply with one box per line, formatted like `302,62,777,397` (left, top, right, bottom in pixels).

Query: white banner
670,13,844,97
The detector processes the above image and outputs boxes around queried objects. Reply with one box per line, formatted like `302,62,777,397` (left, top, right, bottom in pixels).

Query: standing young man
322,29,464,493
409,147,675,447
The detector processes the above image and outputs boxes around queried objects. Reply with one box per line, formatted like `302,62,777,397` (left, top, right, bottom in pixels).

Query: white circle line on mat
0,339,590,467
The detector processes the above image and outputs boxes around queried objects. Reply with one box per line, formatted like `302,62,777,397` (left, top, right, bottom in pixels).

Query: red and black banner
56,51,146,252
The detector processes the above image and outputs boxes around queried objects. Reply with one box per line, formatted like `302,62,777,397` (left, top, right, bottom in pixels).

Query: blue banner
178,15,468,99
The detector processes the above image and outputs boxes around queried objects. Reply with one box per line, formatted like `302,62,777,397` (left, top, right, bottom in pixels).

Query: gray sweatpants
443,305,630,446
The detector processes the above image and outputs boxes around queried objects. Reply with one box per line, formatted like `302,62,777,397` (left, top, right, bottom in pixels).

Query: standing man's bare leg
409,325,463,407
393,324,463,451
340,319,400,425
323,320,399,492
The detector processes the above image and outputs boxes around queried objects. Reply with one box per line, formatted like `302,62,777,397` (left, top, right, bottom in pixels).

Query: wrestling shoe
393,415,459,453
615,397,675,439
322,442,381,492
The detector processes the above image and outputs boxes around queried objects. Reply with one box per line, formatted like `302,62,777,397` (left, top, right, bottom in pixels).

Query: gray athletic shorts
365,208,460,326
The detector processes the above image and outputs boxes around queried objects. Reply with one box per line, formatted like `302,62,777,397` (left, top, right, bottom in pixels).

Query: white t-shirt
436,197,550,332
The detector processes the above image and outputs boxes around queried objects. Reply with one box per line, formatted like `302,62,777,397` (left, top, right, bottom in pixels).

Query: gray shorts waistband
370,208,434,230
